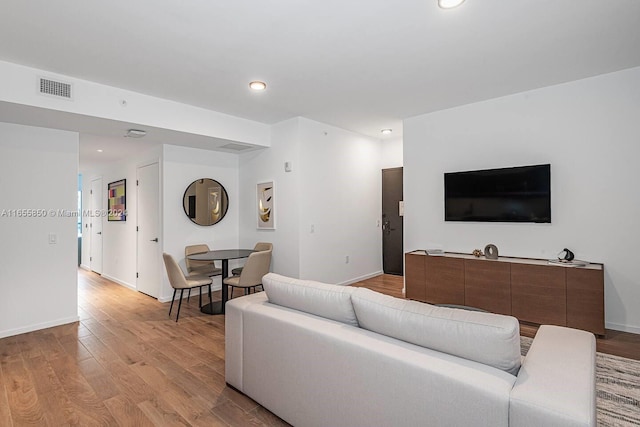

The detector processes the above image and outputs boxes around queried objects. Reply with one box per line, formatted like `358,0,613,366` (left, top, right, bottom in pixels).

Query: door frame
381,167,404,276
89,176,103,274
136,160,162,299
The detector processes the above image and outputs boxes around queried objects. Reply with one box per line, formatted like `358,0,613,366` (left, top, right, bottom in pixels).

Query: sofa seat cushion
262,273,359,327
351,288,521,375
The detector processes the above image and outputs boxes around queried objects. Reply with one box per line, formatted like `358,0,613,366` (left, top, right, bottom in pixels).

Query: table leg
220,260,228,314
200,259,229,315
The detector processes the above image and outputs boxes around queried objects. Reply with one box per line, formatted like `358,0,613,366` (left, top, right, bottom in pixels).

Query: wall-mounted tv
444,164,551,223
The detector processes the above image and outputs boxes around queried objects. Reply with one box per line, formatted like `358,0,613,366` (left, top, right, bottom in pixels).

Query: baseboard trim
0,316,80,339
606,321,640,335
79,264,91,271
101,274,136,291
340,271,384,286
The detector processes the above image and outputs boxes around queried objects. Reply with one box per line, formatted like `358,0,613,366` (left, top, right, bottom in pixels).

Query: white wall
81,136,162,289
381,136,403,169
239,118,301,278
298,118,383,284
81,142,239,302
0,60,270,147
404,67,640,333
162,145,240,301
0,122,79,338
239,117,384,285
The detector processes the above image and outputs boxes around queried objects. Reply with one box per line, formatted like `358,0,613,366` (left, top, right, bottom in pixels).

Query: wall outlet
48,233,57,244
345,255,350,264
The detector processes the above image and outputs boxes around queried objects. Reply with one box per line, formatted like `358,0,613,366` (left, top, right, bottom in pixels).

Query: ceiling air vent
220,143,251,151
38,77,73,99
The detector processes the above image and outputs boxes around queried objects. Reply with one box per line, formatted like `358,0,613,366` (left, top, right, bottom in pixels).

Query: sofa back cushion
262,273,359,327
351,288,521,375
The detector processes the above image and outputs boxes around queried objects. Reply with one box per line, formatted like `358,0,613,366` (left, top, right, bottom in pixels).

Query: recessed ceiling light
97,149,103,153
381,129,393,135
249,81,267,91
438,0,465,9
125,129,146,138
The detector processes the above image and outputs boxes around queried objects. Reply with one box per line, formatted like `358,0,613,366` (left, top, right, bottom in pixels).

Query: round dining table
187,249,255,315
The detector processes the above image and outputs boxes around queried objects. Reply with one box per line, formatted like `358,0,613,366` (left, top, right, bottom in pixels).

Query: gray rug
521,336,640,426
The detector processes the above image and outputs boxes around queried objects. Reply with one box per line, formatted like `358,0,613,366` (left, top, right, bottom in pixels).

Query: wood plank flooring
0,269,289,427
1,269,639,426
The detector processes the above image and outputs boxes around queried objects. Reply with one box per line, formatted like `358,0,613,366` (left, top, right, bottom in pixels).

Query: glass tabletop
187,249,255,261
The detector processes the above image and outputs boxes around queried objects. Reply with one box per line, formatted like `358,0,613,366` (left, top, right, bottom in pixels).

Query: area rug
520,336,640,426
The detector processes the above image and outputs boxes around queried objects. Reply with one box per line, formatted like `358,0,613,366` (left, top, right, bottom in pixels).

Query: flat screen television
444,164,551,223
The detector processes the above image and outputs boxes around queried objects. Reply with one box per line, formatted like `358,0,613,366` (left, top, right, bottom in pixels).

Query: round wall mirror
183,178,229,226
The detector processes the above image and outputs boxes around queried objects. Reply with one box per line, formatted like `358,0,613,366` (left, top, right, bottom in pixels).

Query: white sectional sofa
225,273,597,427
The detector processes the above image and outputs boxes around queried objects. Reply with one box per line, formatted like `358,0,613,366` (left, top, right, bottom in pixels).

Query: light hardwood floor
0,269,289,426
1,270,639,426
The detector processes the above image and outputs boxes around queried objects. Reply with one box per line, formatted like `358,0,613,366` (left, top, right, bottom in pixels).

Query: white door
137,163,160,298
90,178,103,274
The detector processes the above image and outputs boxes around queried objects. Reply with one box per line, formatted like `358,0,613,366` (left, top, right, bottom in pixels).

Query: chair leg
187,288,191,302
208,284,212,304
176,289,184,322
244,287,249,296
169,289,177,316
199,286,202,308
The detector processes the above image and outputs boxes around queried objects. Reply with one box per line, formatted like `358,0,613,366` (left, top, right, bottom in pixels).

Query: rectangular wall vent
39,77,72,99
220,143,251,151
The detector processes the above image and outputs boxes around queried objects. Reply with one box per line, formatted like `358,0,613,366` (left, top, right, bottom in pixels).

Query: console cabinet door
511,264,566,326
567,267,605,335
405,253,426,302
464,259,511,315
425,256,465,305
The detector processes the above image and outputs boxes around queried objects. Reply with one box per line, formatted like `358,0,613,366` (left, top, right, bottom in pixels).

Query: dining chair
163,253,212,322
185,244,222,305
231,242,273,276
185,244,222,276
224,250,272,299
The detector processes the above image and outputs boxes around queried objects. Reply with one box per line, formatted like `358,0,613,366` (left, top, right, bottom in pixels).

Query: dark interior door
382,167,403,275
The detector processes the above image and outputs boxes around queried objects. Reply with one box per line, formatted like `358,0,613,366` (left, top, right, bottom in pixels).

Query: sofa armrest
225,292,269,391
509,325,596,427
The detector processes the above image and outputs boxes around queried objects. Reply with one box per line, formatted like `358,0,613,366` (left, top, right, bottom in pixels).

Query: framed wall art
107,179,127,221
256,181,275,229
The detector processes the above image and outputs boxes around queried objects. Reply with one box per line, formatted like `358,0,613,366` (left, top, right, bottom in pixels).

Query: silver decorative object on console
484,244,499,260
557,248,575,261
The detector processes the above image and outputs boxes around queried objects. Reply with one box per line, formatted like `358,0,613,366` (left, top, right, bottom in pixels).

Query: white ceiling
1,0,639,150
0,102,259,173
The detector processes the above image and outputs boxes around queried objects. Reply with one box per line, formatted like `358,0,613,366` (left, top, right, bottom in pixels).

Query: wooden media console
405,250,605,335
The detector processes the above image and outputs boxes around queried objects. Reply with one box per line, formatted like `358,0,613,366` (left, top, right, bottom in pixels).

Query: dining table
187,249,255,315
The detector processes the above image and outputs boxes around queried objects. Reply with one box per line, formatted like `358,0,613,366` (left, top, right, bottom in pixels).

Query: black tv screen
445,164,551,223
